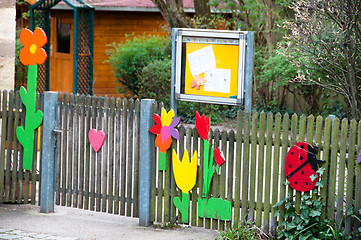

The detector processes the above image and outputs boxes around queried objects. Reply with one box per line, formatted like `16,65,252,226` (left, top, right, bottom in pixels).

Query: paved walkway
0,204,217,240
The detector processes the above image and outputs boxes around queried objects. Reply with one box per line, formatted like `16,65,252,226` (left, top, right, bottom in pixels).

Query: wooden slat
96,97,103,212
191,127,199,226
263,112,273,233
84,95,92,210
61,93,69,206
218,129,228,230
127,99,134,217
336,119,348,224
170,139,177,224
212,128,220,229
5,91,14,202
328,117,340,220
78,95,86,209
17,92,25,204
320,117,332,217
270,112,281,235
354,120,361,238
278,113,289,223
90,96,98,211
345,119,356,235
67,93,74,207
101,96,109,212
197,135,204,227
120,98,128,215
11,91,21,203
55,93,62,205
249,111,258,222
234,110,243,224
114,98,122,215
226,130,235,229
256,112,265,227
288,114,297,212
150,101,157,222
295,115,306,212
108,97,115,214
73,95,79,208
241,111,250,222
133,99,140,217
0,91,8,203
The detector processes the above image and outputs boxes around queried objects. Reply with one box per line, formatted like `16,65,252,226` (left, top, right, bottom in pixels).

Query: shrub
137,59,172,107
106,34,171,95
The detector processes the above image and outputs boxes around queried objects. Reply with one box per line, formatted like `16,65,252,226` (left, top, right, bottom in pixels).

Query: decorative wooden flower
195,111,210,140
20,28,47,65
214,146,225,175
172,149,198,223
149,108,181,170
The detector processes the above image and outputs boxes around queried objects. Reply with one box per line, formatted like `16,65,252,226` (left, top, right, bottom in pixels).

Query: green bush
106,34,171,95
137,59,172,107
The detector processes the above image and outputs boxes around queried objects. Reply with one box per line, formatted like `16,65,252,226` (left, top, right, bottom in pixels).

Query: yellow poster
184,43,239,98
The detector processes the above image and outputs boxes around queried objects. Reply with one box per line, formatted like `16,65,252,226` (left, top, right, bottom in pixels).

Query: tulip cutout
195,111,232,221
16,28,47,170
214,146,225,175
172,149,198,223
196,111,213,198
149,108,180,170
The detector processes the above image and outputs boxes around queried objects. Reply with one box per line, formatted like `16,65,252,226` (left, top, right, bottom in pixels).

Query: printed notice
204,68,231,93
187,45,216,75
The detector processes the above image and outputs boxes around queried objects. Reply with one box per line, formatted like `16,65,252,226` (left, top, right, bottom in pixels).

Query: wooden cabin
26,0,194,98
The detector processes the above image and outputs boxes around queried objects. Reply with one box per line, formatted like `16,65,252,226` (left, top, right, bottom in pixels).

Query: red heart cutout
88,129,105,152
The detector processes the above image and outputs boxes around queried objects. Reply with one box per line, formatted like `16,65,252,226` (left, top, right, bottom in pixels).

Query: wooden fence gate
0,90,43,205
55,93,140,217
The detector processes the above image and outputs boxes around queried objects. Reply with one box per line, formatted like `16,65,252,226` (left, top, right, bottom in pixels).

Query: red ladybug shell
285,142,321,192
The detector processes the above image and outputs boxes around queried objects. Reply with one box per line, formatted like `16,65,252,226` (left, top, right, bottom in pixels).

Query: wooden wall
93,11,167,98
50,9,167,98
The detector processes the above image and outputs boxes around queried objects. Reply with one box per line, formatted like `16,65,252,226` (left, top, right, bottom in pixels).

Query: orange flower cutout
20,28,48,66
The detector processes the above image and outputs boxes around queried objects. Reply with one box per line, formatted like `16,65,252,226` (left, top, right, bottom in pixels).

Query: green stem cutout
173,192,190,223
202,140,214,198
16,64,43,171
158,151,167,171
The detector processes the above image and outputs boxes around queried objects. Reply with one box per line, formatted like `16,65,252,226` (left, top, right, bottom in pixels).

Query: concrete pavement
0,204,218,240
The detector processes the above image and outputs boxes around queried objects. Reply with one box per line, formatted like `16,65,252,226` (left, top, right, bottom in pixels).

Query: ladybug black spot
301,171,304,174
305,182,308,186
291,152,294,155
300,145,304,149
289,165,292,168
295,181,298,185
299,156,303,160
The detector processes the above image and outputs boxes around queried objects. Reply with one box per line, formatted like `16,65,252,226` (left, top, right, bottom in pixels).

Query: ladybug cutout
285,142,325,192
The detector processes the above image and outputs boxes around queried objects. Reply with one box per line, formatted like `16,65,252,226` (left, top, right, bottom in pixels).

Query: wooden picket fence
0,90,43,205
151,102,361,237
55,93,140,217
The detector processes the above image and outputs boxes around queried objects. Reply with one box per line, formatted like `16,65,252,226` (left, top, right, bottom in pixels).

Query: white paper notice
187,45,216,75
204,68,231,93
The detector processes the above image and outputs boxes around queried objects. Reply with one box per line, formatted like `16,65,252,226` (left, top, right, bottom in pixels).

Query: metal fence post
139,99,155,226
40,92,58,213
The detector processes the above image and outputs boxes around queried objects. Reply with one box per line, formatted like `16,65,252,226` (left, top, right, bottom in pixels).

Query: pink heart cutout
88,129,106,152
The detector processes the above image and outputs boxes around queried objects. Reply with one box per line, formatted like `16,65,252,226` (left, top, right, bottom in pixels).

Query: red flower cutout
195,111,210,140
214,147,225,166
20,28,48,65
155,134,172,153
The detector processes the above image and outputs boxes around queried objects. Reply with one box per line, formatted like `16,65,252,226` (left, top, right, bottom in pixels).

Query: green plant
217,219,258,240
106,34,171,95
273,168,329,240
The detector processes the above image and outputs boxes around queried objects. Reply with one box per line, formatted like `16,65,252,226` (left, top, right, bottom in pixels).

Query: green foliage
137,59,172,108
15,38,27,90
106,34,171,95
217,219,258,240
273,168,329,240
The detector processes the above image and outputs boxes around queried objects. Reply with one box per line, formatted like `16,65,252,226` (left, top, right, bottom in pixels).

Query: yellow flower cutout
161,108,175,126
172,149,198,193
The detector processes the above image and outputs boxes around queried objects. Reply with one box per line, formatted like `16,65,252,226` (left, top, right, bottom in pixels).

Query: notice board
173,28,253,106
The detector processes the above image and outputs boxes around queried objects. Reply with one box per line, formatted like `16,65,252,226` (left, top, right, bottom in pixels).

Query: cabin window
56,18,70,54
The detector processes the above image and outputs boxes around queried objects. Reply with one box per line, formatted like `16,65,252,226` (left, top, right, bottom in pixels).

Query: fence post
40,92,58,213
139,99,155,226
